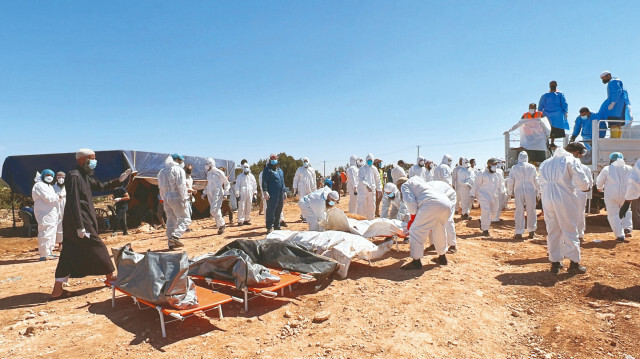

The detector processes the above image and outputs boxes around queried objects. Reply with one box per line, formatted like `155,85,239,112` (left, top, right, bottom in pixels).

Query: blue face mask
328,201,336,206
270,160,278,166
580,115,588,120
88,159,98,169
387,192,394,198
367,160,373,166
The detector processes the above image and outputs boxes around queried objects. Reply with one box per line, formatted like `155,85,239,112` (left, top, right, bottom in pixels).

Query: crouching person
299,179,340,231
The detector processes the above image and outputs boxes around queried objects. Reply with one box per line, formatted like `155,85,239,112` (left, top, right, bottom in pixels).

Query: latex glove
354,191,357,196
119,168,132,182
77,228,90,239
114,198,121,203
264,192,270,201
619,201,631,219
608,101,616,111
407,215,416,230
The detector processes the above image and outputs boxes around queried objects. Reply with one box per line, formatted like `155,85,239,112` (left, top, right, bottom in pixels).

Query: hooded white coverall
204,158,230,228
158,157,192,244
408,156,431,182
236,166,257,225
576,163,593,238
625,160,640,201
456,160,475,216
346,155,359,213
596,159,633,238
298,187,333,231
357,153,382,220
390,164,407,185
53,182,66,244
293,161,317,198
434,155,453,185
539,148,591,263
401,177,452,259
471,168,501,231
425,181,457,247
32,178,59,258
380,183,408,221
496,166,508,212
506,152,540,235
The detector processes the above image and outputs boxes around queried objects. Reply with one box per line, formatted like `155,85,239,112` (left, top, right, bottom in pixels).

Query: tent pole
11,192,16,228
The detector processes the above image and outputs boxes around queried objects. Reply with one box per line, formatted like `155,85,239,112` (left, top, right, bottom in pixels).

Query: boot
401,259,422,270
425,244,435,251
243,220,251,225
447,246,457,254
568,261,586,274
528,231,535,239
280,221,288,227
218,225,226,234
482,230,490,236
624,229,632,238
431,254,448,265
550,262,561,274
514,234,523,240
616,236,625,243
169,236,184,249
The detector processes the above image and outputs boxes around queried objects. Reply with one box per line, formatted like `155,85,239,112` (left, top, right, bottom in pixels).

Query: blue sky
0,1,638,176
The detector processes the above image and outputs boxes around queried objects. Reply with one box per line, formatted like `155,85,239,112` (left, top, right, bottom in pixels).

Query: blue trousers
265,192,284,229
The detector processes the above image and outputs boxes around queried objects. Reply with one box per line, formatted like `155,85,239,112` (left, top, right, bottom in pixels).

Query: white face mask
418,160,425,166
490,165,497,171
462,162,469,168
179,162,185,169
57,178,65,185
44,176,54,183
428,164,434,170
303,162,309,168
580,115,588,120
529,109,535,114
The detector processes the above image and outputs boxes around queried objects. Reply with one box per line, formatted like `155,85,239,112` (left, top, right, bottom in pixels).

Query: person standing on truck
505,103,551,165
539,81,569,149
599,71,632,139
596,152,633,242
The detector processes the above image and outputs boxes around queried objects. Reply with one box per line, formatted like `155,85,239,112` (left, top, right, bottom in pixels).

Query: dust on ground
0,197,638,359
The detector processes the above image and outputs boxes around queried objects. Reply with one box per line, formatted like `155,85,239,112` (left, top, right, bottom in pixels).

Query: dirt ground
0,196,639,359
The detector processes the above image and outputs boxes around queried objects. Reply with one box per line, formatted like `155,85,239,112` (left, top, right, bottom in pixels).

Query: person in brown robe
50,148,132,299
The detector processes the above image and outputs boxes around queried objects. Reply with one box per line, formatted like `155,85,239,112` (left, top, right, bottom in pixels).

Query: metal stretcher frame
192,269,313,312
105,280,242,338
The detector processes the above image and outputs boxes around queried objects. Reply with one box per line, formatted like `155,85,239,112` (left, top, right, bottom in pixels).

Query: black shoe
243,220,251,225
460,214,468,220
267,228,273,234
447,246,457,254
624,229,632,238
430,255,448,265
568,261,586,274
401,259,422,270
482,230,489,236
514,234,523,240
237,222,244,226
491,219,503,225
426,244,435,251
218,225,226,234
402,237,410,243
528,231,535,239
169,237,184,248
550,262,561,274
280,221,288,227
616,236,625,243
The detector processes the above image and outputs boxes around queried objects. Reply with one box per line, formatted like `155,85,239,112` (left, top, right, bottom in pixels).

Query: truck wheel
632,198,640,230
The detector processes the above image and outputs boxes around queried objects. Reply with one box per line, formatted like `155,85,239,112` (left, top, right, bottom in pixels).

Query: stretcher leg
157,307,167,338
243,289,248,313
218,305,223,319
111,286,115,308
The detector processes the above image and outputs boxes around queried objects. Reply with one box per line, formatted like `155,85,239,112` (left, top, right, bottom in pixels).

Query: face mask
244,168,250,173
418,161,425,167
270,160,278,166
580,115,588,120
303,162,309,168
490,165,497,171
528,109,535,114
387,192,394,198
88,159,98,169
57,178,65,185
179,162,185,168
44,176,54,183
367,160,373,166
328,201,336,206
463,163,469,168
428,164,434,170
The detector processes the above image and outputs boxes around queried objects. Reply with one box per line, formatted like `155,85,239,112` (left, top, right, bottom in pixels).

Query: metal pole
11,192,16,229
323,161,326,178
416,146,420,158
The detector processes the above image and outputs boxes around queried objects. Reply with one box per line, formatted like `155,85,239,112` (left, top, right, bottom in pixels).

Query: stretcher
192,269,313,312
105,280,242,338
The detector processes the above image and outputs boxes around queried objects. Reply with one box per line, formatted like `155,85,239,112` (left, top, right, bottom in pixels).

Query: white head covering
600,70,611,78
76,148,95,159
328,191,340,201
384,182,397,193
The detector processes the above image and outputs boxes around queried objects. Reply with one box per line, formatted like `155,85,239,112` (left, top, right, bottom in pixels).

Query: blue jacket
539,91,569,130
599,77,631,122
262,165,285,196
571,112,607,141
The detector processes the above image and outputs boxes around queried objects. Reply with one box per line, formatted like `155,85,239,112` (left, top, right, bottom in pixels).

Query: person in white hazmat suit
451,157,463,212
619,159,640,223
380,182,408,221
496,159,508,212
293,157,317,221
299,182,340,231
596,152,633,242
236,163,257,226
357,153,382,220
397,177,452,269
456,158,475,220
53,171,66,250
203,157,230,234
425,180,458,253
408,156,430,182
346,155,359,213
32,169,62,260
434,154,453,185
506,151,540,240
390,160,407,185
471,159,501,236
576,161,593,240
539,143,591,274
157,154,192,249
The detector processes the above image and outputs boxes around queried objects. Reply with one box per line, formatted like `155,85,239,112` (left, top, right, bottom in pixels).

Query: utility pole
416,145,421,158
323,161,326,178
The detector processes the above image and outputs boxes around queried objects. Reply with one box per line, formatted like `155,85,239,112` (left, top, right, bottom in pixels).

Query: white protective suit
293,159,317,198
425,181,457,247
298,186,333,231
539,148,591,263
401,177,453,258
576,163,593,238
456,159,475,216
357,153,383,219
471,168,501,231
53,182,66,244
32,175,59,258
390,163,407,185
236,165,257,224
596,159,633,238
506,152,540,235
157,157,192,243
496,166,508,212
434,154,453,185
451,159,462,210
625,159,640,201
346,155,359,213
408,156,430,182
380,183,408,221
203,158,230,228
508,115,552,151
